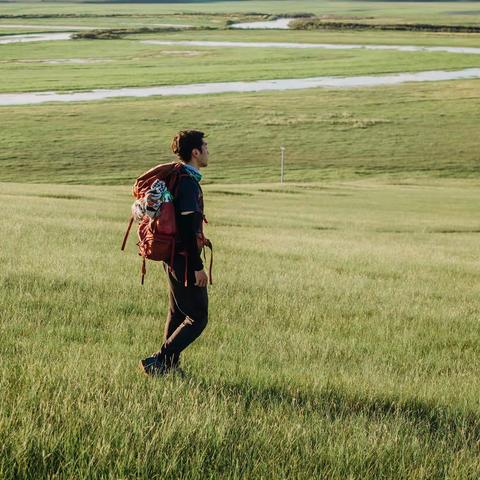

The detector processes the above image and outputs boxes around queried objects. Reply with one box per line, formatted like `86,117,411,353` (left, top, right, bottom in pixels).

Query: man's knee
184,311,208,331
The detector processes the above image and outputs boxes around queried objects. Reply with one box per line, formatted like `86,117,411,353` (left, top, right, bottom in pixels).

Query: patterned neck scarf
183,163,202,183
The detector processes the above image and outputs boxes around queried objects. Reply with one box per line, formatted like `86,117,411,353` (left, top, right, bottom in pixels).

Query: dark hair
171,130,205,162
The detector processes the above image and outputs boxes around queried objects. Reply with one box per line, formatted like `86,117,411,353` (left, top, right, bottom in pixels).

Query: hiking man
140,130,210,376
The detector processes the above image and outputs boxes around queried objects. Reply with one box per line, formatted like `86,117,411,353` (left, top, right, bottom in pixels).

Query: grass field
1,1,480,26
0,13,228,31
1,1,480,478
1,179,480,478
2,31,480,93
1,81,479,184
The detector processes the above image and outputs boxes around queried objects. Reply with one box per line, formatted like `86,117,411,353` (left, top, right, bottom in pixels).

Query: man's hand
194,269,208,287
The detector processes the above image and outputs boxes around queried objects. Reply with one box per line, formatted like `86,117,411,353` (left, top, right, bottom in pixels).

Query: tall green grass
1,179,479,478
2,3,480,477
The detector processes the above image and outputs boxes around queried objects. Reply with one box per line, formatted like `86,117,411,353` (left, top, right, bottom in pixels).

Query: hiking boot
139,355,168,377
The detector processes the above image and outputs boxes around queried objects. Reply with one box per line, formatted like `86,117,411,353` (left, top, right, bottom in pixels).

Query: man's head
171,130,208,169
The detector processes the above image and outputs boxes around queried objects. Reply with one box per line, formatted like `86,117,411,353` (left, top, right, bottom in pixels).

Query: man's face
193,140,209,168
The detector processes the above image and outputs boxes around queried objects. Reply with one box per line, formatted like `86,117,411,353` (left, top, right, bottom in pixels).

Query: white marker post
280,146,285,184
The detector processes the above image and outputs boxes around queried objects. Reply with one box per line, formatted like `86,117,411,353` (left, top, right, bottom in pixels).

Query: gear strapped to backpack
121,161,213,286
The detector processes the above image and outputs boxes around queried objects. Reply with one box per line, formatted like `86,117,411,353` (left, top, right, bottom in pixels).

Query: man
140,130,210,377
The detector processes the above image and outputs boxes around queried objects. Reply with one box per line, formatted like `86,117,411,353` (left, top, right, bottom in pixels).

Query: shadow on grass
209,190,253,196
430,228,480,234
35,194,95,201
377,227,480,234
191,377,480,448
258,188,303,195
0,192,95,201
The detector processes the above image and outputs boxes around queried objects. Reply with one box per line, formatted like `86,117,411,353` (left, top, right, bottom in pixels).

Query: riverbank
291,18,480,33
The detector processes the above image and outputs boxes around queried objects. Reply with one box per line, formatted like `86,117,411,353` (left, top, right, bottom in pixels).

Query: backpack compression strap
141,257,146,285
121,216,134,251
207,244,213,285
201,240,213,285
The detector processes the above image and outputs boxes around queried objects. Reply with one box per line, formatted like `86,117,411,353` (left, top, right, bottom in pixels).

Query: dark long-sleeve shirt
174,172,204,272
176,212,204,271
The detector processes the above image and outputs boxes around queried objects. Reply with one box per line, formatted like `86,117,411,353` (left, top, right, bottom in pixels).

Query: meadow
1,1,480,478
1,81,479,184
1,178,480,479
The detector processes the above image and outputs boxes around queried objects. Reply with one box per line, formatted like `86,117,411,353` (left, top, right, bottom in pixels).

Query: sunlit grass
1,80,479,185
2,2,480,477
1,179,479,478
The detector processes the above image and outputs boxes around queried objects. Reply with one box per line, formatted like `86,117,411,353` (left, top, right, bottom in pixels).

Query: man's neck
186,159,201,171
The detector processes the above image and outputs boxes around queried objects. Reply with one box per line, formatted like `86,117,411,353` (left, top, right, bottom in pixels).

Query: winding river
230,18,294,29
1,68,480,106
1,18,479,105
0,32,73,44
142,39,480,55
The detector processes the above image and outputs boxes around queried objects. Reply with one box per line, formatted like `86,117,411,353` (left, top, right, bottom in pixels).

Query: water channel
1,68,479,106
1,18,479,105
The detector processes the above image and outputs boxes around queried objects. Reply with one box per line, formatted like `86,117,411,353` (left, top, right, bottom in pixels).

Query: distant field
0,13,228,30
1,15,479,186
137,28,480,46
1,179,479,478
1,80,479,185
1,1,480,26
2,32,480,93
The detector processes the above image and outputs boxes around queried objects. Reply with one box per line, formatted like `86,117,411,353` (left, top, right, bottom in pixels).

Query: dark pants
156,255,208,368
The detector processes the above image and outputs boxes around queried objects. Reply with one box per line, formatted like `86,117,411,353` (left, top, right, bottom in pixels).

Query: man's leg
163,286,185,369
156,266,208,366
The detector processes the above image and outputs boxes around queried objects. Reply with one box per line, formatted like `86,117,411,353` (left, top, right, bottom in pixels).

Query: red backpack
121,161,213,285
